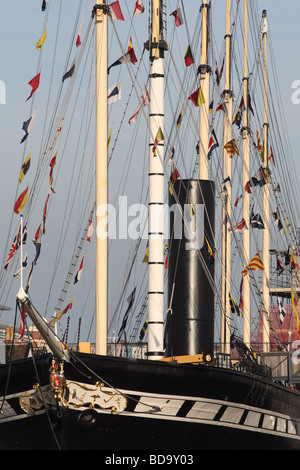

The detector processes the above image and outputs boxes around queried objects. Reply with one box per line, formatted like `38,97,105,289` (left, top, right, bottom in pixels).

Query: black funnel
166,179,215,358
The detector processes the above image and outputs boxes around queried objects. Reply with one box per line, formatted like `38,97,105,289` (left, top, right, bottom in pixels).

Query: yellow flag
19,152,31,183
49,298,74,328
187,198,195,217
196,87,205,105
107,126,112,149
282,219,290,235
188,87,205,107
152,126,164,156
14,186,29,214
142,245,149,263
222,139,239,158
291,290,300,337
36,27,47,51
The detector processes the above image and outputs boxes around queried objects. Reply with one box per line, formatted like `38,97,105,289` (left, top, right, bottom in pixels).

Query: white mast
94,1,108,355
262,10,270,351
242,0,251,347
221,0,232,355
147,0,165,360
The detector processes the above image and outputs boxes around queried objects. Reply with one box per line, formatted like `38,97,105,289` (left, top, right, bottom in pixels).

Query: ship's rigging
0,0,299,356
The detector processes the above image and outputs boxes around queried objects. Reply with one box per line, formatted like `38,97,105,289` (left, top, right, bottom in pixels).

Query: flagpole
94,0,108,355
262,10,270,352
147,0,165,360
242,0,251,347
221,0,232,355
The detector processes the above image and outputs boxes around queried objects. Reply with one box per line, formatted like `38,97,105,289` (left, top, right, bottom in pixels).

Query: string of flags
8,0,298,342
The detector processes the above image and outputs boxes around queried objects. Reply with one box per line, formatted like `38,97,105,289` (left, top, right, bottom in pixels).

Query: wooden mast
94,0,108,355
198,0,210,181
262,10,270,351
221,0,232,355
242,0,251,347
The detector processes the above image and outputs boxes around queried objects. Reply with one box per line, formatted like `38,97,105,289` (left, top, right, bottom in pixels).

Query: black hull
1,352,300,450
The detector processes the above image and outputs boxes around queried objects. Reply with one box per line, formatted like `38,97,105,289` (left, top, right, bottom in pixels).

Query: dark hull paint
1,352,300,450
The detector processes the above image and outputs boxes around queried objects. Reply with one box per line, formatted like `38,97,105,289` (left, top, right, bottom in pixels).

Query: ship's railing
215,353,272,379
261,351,300,385
3,334,300,389
106,342,148,359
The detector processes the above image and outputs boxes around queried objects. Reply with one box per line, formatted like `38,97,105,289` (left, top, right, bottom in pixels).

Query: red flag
43,192,50,234
234,194,243,207
87,218,94,242
184,45,194,67
229,218,247,231
26,72,41,101
19,307,27,340
171,162,180,183
242,252,264,276
49,299,74,328
290,251,298,270
76,11,84,47
127,36,137,64
223,139,239,158
239,278,244,311
74,257,84,284
244,181,251,194
49,153,57,193
268,146,275,165
133,0,144,17
215,103,226,112
291,290,300,337
170,9,183,27
188,87,205,107
108,1,124,20
14,186,29,214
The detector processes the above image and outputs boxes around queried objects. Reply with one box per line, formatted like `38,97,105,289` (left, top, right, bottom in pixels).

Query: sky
0,0,299,342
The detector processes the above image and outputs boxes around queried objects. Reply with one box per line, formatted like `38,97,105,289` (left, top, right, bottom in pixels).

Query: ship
0,0,300,451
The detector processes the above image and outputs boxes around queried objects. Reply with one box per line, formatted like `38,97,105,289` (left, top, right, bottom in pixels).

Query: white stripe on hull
1,381,300,443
